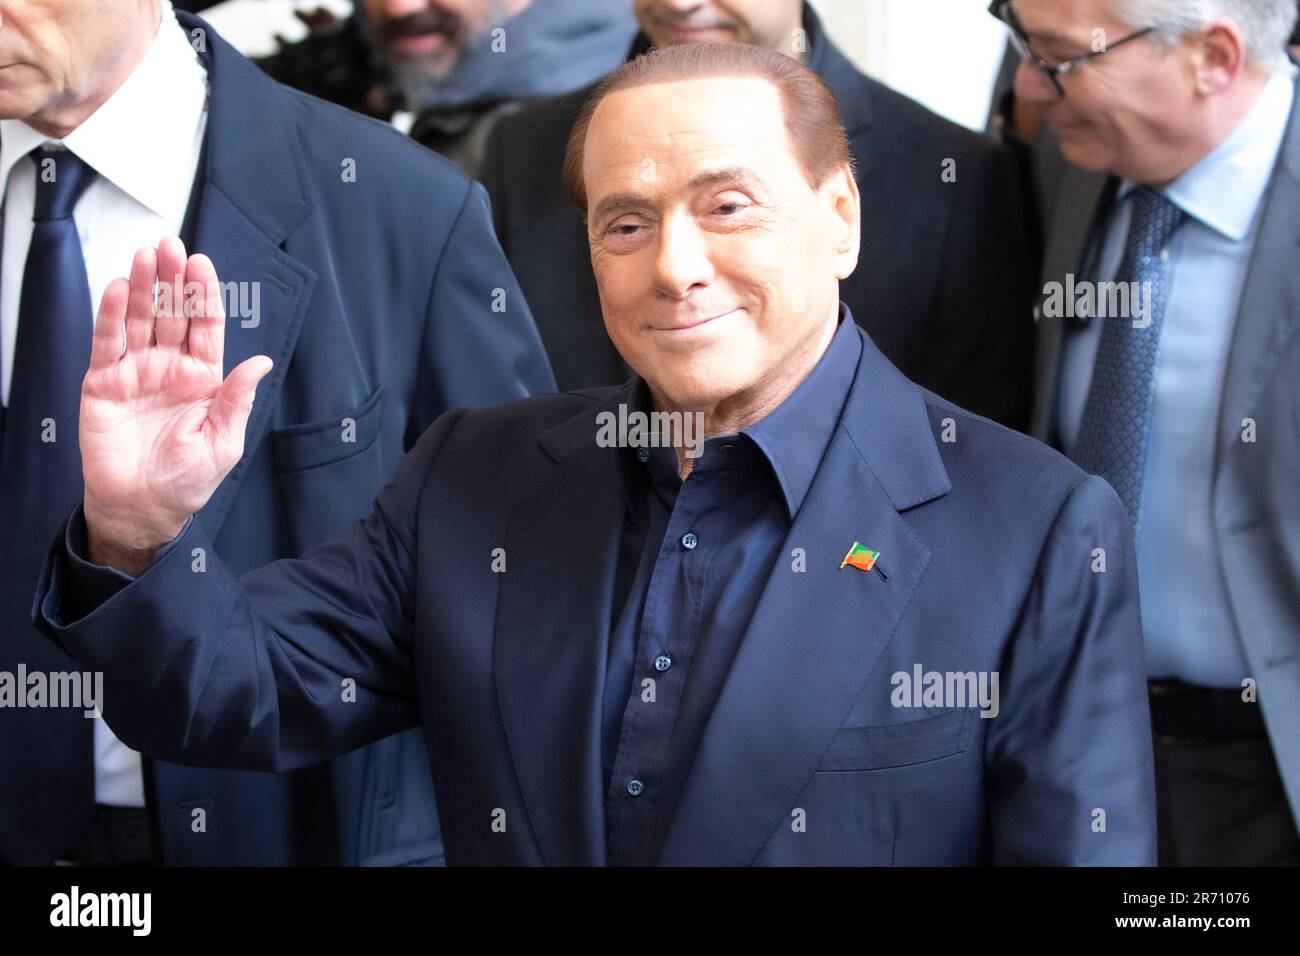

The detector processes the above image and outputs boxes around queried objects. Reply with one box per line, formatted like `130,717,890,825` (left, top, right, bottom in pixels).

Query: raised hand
79,237,274,573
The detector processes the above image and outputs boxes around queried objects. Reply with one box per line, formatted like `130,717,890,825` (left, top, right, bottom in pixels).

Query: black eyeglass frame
988,0,1160,96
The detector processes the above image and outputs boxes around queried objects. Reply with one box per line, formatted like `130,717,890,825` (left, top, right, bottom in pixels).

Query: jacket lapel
658,330,949,865
177,13,317,536
1216,74,1300,468
492,390,632,865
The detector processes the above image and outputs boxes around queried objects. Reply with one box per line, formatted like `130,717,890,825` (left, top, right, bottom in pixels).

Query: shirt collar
1118,66,1296,241
616,303,862,521
0,119,48,195
0,2,207,220
744,303,861,518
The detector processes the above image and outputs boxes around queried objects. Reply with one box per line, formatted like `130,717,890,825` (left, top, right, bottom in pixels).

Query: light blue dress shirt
1057,68,1295,689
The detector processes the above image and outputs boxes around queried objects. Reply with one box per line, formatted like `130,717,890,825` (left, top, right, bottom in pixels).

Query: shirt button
680,531,698,550
627,779,644,797
636,448,650,464
654,655,672,672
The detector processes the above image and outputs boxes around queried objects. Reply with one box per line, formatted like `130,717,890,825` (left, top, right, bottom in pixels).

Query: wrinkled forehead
583,76,800,198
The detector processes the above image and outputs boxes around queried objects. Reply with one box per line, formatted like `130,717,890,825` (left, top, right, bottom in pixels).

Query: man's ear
1193,18,1248,95
824,163,860,281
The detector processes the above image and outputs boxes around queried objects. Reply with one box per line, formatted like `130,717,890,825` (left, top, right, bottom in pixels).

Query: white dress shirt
0,1,208,806
1057,67,1296,689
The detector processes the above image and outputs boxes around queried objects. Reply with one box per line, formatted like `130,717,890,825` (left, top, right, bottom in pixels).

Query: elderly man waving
32,42,1154,865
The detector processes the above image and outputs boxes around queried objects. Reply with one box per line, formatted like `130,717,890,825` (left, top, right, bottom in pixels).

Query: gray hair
1114,0,1298,65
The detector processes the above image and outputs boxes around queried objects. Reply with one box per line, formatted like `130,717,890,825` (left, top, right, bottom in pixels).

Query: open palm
80,237,273,551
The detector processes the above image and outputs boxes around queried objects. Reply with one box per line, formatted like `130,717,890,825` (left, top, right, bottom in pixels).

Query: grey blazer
1028,73,1300,831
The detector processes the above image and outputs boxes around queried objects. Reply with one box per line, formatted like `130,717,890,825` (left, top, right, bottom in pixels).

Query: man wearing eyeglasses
991,0,1300,865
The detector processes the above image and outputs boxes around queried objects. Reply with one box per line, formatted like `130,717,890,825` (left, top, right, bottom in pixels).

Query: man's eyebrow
590,192,653,226
589,166,769,227
1024,25,1087,48
1033,28,1086,48
1007,3,1085,48
686,166,767,195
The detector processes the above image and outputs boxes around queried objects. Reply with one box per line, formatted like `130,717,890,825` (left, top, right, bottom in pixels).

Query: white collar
0,2,207,220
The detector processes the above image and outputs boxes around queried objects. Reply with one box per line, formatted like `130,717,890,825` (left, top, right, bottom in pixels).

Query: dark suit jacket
69,12,554,866
481,7,1037,427
34,322,1155,865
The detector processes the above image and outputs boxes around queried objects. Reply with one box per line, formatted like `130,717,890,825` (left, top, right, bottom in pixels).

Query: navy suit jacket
80,12,554,866
34,322,1154,865
481,6,1037,429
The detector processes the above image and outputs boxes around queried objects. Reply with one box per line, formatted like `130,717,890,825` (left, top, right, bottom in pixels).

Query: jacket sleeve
30,408,470,775
985,475,1158,865
407,178,554,448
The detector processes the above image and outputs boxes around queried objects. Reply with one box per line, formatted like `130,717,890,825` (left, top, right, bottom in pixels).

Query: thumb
209,355,274,447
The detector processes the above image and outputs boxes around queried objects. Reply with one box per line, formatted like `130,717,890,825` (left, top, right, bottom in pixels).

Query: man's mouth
664,25,731,39
652,308,740,333
385,12,461,56
1047,109,1084,132
389,31,451,55
654,18,736,43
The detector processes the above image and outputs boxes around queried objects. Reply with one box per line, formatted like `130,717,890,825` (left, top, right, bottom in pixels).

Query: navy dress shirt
602,309,862,865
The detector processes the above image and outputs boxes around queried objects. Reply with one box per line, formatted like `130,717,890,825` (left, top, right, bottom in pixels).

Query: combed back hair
563,42,853,216
1114,0,1298,65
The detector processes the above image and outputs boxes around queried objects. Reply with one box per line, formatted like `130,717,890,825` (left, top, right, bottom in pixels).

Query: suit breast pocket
269,384,389,553
816,708,976,772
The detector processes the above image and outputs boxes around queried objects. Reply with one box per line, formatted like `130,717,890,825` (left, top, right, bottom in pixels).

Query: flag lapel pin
839,541,880,573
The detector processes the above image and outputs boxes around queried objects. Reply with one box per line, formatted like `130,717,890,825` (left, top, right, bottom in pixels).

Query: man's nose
655,0,708,13
1014,55,1059,105
653,213,714,299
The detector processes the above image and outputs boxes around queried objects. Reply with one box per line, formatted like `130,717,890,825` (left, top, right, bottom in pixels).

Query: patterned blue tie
0,147,99,865
1072,187,1188,532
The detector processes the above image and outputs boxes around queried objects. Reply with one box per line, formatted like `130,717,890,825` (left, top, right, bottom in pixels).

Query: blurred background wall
814,0,1008,129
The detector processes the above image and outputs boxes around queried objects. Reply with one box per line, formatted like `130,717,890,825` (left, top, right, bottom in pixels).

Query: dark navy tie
1072,187,1187,533
0,147,99,865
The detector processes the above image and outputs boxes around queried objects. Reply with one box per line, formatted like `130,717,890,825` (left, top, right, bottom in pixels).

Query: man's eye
1039,46,1078,66
713,201,751,217
608,222,643,237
